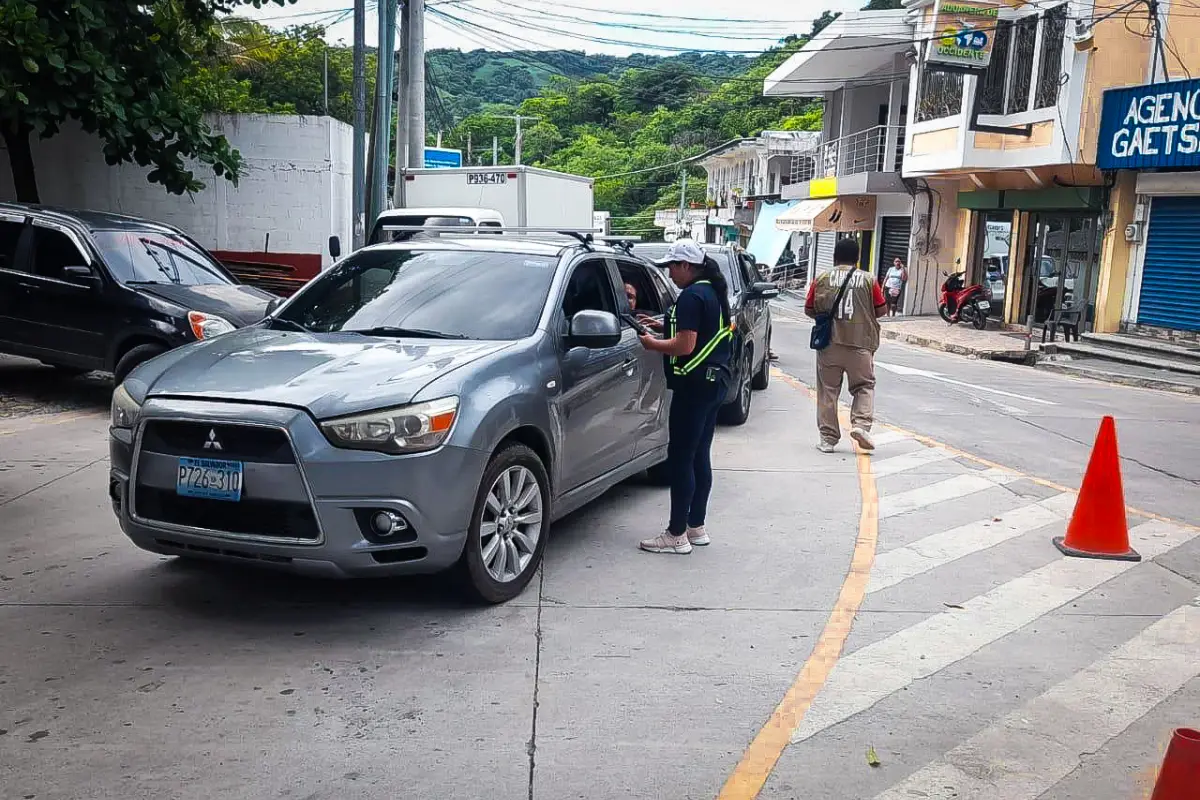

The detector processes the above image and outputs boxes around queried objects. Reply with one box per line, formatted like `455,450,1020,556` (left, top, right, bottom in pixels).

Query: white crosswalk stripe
868,496,1070,594
879,468,1021,518
773,426,1200,798
871,447,958,477
873,600,1200,800
791,519,1196,745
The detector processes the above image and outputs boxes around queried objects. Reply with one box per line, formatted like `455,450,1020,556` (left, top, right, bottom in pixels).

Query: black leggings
667,380,726,535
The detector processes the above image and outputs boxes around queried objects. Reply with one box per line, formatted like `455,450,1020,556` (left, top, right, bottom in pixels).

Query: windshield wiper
125,280,163,286
347,326,468,340
267,317,311,333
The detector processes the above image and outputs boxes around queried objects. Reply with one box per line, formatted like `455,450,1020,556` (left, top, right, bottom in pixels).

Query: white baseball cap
652,239,705,266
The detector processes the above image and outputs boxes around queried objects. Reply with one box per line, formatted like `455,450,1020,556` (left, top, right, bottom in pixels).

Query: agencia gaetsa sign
1097,78,1200,170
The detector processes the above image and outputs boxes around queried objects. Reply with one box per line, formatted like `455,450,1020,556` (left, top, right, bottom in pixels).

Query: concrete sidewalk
878,317,1039,364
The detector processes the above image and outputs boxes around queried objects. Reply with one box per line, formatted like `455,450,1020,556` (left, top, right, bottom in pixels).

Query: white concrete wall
0,114,353,268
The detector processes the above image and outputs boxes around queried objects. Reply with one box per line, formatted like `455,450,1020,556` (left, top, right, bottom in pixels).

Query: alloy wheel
479,465,543,583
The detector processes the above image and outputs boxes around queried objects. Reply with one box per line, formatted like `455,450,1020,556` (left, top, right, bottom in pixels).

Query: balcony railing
788,124,906,184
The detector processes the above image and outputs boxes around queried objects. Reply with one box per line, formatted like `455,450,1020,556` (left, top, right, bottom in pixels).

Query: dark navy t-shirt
667,280,731,380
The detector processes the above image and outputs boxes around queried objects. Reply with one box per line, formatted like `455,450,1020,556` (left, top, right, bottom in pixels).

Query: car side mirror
567,309,621,349
62,265,100,289
746,281,780,300
328,235,342,260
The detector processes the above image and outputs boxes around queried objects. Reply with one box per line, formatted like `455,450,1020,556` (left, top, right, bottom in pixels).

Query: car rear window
94,230,234,286
638,245,736,287
276,248,557,340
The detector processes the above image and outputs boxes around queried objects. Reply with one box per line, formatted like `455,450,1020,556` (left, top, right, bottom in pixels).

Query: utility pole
437,130,443,148
492,136,498,166
393,0,410,207
467,131,472,164
368,0,397,223
677,169,688,238
493,114,540,165
352,0,366,249
405,0,426,169
323,49,329,116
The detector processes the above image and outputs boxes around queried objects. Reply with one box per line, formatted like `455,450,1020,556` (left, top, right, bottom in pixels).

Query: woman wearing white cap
636,239,735,554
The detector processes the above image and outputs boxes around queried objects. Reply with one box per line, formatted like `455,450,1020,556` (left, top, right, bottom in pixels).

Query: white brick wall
0,114,353,269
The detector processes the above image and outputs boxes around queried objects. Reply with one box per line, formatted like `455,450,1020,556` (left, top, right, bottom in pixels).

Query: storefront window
974,212,1012,319
1020,213,1102,331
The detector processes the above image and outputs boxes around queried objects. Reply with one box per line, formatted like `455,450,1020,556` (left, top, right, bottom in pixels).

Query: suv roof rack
596,235,641,253
376,225,620,250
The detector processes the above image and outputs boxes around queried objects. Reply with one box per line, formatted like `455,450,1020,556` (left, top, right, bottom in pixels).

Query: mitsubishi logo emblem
203,428,223,451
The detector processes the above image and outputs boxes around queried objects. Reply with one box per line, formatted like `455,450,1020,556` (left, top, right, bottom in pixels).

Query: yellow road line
718,370,880,799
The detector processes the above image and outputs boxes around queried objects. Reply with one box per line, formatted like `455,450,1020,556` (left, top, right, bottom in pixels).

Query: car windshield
637,245,735,286
275,248,557,340
93,230,234,286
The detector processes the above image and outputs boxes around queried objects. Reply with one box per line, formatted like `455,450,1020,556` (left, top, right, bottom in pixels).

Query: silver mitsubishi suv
108,233,682,602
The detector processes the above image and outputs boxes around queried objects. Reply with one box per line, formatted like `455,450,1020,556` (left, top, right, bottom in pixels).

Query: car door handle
621,357,638,375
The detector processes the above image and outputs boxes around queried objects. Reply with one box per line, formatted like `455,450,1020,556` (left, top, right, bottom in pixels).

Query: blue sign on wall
1097,78,1200,170
424,147,463,169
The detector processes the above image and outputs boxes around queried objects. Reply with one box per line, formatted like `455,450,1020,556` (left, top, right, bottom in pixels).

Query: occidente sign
1097,78,1200,170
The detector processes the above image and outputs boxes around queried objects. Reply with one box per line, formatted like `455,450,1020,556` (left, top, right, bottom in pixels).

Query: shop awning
776,196,877,233
776,198,835,233
744,200,799,267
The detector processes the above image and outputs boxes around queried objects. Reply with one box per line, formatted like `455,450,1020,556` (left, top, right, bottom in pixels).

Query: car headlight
187,311,236,340
320,397,459,454
111,384,142,429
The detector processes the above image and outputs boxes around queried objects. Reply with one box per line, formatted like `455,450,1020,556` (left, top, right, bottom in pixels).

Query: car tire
113,344,166,386
458,443,551,604
718,349,752,427
751,336,770,390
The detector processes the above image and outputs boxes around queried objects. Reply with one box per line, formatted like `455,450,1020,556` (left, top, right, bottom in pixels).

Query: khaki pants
816,344,875,444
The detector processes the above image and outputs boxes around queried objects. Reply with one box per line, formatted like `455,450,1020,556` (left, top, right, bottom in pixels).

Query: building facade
764,10,921,304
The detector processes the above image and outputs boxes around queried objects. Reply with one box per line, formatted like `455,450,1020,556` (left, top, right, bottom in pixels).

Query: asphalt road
2,327,1198,800
770,298,1200,528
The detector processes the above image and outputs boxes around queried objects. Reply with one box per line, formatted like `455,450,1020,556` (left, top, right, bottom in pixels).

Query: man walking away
804,238,887,453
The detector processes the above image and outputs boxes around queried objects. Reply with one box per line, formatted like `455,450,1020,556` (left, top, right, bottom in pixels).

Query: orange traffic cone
1150,728,1200,800
1053,416,1141,562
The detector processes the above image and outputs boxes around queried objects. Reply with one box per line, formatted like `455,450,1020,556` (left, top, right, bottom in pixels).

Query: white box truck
400,165,595,230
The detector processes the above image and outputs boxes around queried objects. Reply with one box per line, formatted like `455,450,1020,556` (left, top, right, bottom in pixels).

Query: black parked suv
0,204,275,384
633,241,778,426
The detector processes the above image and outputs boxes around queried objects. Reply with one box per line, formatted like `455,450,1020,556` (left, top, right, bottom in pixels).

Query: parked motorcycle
938,271,992,330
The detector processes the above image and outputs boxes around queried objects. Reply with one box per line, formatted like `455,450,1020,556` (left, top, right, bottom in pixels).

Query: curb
1035,361,1200,396
879,327,1038,365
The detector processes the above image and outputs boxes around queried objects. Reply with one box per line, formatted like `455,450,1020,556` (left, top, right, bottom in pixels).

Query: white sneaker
817,441,836,453
850,428,875,452
686,526,711,546
639,531,693,554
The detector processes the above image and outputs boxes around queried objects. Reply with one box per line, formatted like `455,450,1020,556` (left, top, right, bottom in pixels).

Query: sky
243,0,868,56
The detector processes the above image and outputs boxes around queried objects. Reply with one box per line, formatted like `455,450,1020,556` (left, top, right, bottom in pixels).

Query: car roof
376,207,504,220
0,202,180,234
355,235,619,258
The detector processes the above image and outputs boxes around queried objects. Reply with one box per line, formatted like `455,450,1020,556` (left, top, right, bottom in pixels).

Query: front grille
141,421,294,464
135,487,320,541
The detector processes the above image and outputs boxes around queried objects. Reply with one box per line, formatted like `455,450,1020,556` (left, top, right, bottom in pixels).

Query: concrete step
1080,332,1200,364
1044,339,1200,377
1037,357,1200,395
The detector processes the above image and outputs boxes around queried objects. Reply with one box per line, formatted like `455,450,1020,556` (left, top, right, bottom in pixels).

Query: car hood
141,327,513,418
132,282,275,326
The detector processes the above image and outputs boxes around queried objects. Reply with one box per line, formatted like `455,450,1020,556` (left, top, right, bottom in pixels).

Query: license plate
176,457,243,502
976,300,991,309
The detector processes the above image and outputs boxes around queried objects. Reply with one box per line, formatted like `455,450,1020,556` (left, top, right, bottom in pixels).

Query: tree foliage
0,0,293,202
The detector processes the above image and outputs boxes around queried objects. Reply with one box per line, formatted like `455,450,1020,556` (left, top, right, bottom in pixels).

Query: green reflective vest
666,280,734,379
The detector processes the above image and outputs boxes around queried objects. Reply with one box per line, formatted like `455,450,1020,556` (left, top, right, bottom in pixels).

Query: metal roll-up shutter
1140,197,1200,332
814,232,836,273
879,216,912,280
